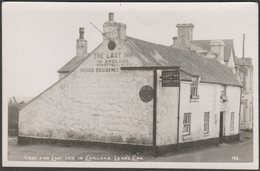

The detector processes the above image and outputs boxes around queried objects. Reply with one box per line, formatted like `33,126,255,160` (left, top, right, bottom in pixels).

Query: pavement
151,131,253,162
7,131,253,162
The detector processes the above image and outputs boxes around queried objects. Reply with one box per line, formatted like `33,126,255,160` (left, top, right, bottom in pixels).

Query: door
219,111,224,143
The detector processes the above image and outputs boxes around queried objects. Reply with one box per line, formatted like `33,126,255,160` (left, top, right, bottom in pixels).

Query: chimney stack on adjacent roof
76,27,88,57
172,36,178,45
176,23,194,41
210,40,225,63
109,12,114,22
174,23,194,50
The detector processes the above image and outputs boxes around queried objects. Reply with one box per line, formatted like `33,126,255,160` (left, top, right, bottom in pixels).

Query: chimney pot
76,27,87,56
210,40,225,63
109,12,114,22
172,36,177,45
79,27,84,39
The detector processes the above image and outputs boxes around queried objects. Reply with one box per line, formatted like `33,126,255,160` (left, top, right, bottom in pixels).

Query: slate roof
57,36,241,87
58,55,88,73
124,36,241,86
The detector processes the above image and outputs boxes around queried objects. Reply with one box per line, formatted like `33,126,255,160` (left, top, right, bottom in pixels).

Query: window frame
221,85,226,96
190,76,199,99
220,85,227,102
230,112,235,131
183,113,191,136
204,112,210,134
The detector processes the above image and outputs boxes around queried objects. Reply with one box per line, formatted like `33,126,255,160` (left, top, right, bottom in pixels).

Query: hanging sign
162,69,180,87
139,85,154,102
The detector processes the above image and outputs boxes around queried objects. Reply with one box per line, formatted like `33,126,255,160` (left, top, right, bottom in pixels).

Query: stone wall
19,41,154,146
156,69,179,145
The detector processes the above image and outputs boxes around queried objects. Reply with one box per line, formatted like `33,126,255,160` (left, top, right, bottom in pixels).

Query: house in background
8,97,32,136
18,13,242,154
235,57,253,131
171,24,253,131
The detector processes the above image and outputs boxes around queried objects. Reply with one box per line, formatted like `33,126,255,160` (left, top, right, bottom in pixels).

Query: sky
3,2,258,98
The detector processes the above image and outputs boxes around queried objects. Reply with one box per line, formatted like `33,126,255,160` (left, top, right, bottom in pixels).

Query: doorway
219,111,224,143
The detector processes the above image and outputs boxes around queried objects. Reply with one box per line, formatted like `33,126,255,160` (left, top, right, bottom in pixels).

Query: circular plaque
108,40,116,50
139,85,154,102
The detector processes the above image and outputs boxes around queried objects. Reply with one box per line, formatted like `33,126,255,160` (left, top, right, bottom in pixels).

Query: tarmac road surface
7,131,253,162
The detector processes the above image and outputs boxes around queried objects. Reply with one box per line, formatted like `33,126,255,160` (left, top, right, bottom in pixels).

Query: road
151,134,253,162
7,131,253,162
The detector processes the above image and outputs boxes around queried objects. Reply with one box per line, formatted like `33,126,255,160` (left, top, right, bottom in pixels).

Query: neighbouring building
18,13,242,154
171,24,253,131
8,97,32,136
235,58,253,130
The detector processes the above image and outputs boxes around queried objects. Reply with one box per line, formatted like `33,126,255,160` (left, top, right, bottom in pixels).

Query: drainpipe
153,69,157,156
176,70,181,149
238,87,242,141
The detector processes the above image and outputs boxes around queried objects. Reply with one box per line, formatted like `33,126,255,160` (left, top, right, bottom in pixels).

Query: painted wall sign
162,69,180,87
80,52,134,73
139,85,154,102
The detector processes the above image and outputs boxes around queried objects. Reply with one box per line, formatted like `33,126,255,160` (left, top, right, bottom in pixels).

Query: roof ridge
126,36,188,54
126,36,169,48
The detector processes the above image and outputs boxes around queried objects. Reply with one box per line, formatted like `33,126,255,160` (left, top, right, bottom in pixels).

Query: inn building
18,13,243,154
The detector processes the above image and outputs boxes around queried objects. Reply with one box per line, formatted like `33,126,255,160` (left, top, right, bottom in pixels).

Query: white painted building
18,13,242,154
171,24,253,131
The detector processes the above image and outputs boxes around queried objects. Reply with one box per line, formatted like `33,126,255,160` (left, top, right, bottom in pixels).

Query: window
249,70,252,91
230,112,235,131
190,76,199,99
220,85,227,102
204,112,210,134
183,113,191,135
221,86,226,96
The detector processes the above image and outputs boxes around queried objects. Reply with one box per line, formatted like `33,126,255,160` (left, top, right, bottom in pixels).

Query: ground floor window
183,113,191,135
204,112,210,134
230,112,235,131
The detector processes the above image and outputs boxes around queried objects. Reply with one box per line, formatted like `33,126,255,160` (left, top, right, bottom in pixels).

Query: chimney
79,27,84,39
176,23,194,49
109,12,114,22
76,27,88,56
103,13,127,41
172,36,178,45
210,40,225,63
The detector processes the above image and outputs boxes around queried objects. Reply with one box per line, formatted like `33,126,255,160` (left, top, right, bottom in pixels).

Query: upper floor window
190,76,199,99
221,85,226,96
249,70,252,91
220,85,227,102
